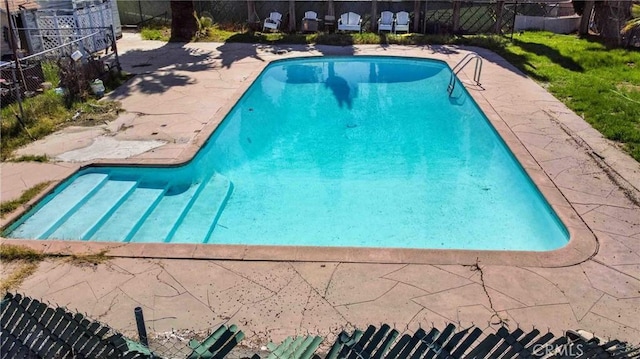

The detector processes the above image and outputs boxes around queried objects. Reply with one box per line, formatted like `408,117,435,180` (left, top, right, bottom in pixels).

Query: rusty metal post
134,307,149,347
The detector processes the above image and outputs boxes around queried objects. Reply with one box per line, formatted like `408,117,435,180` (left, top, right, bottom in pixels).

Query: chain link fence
117,0,171,27
422,1,516,35
119,0,523,35
0,27,120,145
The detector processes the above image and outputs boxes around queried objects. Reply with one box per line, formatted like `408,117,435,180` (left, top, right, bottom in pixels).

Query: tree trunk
170,0,197,42
289,0,296,32
414,0,421,33
579,1,595,35
371,0,378,32
593,0,631,44
247,1,257,23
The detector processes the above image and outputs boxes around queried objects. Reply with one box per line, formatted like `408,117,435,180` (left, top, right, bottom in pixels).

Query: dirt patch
69,101,124,127
0,261,39,292
616,81,640,93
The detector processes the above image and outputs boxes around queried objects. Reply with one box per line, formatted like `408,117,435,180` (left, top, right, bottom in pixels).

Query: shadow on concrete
112,33,548,103
111,41,214,98
215,41,268,69
213,32,360,69
214,33,269,69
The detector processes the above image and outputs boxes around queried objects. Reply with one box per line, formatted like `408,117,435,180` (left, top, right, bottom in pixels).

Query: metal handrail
447,52,483,96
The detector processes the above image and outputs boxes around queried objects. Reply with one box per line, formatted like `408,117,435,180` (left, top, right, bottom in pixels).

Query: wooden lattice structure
20,1,115,55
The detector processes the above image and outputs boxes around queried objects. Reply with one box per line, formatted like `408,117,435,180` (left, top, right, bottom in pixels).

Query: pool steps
50,180,138,240
204,181,234,244
10,173,109,239
131,182,202,243
91,186,167,242
169,174,232,244
9,172,233,244
80,181,139,241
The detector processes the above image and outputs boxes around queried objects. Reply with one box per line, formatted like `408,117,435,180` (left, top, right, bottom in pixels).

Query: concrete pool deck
1,33,639,346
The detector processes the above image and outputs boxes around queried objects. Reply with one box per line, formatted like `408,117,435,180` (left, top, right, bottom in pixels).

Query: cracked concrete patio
1,33,639,347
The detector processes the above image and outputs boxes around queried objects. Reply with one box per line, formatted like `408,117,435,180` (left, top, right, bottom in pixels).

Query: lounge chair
378,11,394,33
394,11,410,33
302,11,319,32
337,12,362,33
263,12,282,32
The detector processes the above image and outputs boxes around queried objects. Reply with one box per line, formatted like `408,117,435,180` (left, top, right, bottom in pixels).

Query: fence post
9,65,32,139
4,0,27,90
452,1,461,33
110,25,122,73
511,1,518,40
414,0,422,33
494,1,505,34
138,0,144,24
134,307,149,347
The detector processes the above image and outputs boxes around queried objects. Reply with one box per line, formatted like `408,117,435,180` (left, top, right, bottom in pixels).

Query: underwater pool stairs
9,172,233,243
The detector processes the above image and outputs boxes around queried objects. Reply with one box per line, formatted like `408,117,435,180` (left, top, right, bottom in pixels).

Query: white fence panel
28,2,113,55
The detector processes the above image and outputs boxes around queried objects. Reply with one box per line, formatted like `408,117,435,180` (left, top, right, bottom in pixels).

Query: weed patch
0,244,45,262
0,262,38,292
140,21,171,41
67,250,110,266
9,154,49,163
0,245,43,291
0,182,51,217
0,244,112,291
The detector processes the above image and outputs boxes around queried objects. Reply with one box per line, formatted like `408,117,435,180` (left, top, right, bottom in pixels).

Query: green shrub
41,60,60,86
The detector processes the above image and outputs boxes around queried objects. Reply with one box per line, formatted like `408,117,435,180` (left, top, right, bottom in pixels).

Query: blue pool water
5,57,569,250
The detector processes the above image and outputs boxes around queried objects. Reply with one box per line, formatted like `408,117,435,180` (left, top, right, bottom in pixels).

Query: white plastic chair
337,12,362,32
378,11,394,33
394,11,410,33
263,12,282,32
303,11,318,21
302,11,319,32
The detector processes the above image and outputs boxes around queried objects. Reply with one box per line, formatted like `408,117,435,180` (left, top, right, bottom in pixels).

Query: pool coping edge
0,49,602,267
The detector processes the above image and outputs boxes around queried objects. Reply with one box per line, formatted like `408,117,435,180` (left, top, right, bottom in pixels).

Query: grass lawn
493,32,640,162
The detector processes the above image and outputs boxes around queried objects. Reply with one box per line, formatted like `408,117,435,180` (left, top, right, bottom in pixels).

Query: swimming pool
5,56,569,251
